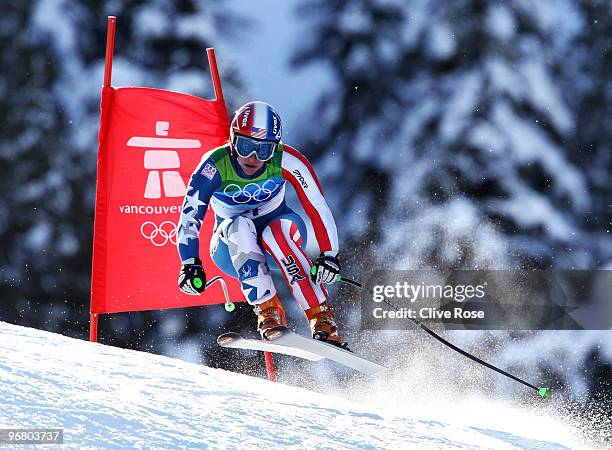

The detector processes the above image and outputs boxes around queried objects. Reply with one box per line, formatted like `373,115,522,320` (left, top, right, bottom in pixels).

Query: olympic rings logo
223,179,278,204
140,221,178,246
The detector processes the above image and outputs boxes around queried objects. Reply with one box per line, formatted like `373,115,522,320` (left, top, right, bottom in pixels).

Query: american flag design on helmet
250,127,269,140
231,101,282,142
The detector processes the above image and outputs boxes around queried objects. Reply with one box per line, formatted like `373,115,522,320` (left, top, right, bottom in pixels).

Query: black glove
310,251,341,284
178,258,206,295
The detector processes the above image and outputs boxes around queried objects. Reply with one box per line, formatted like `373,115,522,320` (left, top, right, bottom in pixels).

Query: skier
176,101,345,347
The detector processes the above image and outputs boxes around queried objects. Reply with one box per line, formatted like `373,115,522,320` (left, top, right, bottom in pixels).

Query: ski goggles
233,135,278,161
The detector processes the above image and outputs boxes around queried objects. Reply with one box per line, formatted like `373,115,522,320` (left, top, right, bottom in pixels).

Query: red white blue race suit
177,143,338,309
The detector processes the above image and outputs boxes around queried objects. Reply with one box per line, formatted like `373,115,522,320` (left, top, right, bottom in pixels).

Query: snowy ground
0,321,593,449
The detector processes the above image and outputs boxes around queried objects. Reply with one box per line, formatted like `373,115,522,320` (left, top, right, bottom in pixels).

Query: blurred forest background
0,0,610,439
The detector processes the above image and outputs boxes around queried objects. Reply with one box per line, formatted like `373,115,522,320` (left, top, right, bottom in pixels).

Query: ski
218,327,385,376
217,332,325,361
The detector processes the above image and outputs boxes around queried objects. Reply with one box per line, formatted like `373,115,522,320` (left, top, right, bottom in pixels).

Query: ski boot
304,302,349,350
254,295,287,340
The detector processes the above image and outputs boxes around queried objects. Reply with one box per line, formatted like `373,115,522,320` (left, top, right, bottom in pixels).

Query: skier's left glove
178,258,206,295
310,251,341,284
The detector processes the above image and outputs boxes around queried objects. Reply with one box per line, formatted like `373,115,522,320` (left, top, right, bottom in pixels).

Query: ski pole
203,276,235,312
310,268,364,288
332,274,550,398
337,275,363,288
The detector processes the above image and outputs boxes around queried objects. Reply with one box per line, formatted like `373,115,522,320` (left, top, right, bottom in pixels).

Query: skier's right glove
178,258,206,295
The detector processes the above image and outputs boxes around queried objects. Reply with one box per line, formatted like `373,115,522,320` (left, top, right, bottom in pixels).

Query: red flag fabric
91,86,242,314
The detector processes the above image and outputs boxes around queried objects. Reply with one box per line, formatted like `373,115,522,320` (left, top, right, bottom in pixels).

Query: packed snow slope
0,322,584,449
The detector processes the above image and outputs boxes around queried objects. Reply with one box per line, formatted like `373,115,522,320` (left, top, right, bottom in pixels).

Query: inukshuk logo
124,121,202,246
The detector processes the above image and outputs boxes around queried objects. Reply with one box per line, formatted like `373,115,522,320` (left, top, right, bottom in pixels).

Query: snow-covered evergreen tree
0,1,82,332
564,0,612,265
293,0,607,270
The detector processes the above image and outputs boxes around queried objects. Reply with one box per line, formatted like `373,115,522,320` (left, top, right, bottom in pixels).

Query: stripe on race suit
281,147,338,253
262,226,307,309
280,218,326,303
289,221,303,247
262,219,326,310
290,224,328,299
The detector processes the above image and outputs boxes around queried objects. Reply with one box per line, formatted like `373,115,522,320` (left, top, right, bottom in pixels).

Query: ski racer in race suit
176,101,344,346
